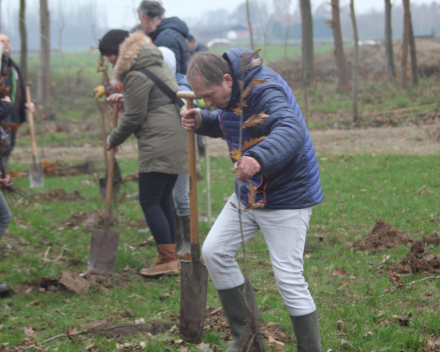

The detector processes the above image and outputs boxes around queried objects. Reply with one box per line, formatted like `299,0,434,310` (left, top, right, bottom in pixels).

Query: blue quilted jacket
150,17,190,75
198,48,322,209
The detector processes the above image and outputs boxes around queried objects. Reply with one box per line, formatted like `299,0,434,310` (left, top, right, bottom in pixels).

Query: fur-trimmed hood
113,31,164,83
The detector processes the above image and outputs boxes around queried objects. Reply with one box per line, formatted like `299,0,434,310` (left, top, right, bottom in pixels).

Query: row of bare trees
242,0,420,123
242,0,421,99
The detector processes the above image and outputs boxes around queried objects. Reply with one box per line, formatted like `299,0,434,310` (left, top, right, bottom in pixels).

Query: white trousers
202,193,316,317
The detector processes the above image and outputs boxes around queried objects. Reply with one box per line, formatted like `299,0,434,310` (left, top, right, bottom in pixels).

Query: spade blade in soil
88,228,120,275
180,246,208,344
29,162,44,188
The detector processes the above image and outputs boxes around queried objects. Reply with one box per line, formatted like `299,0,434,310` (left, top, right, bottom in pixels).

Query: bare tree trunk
349,0,359,124
331,0,350,91
400,0,410,89
284,10,291,60
300,0,314,88
19,0,28,81
245,0,255,50
408,7,419,86
384,0,396,82
38,0,51,113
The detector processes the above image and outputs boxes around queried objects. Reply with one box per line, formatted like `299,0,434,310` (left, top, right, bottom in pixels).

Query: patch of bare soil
203,306,292,345
64,210,118,229
421,233,440,246
33,188,81,202
207,123,440,158
38,269,112,294
391,240,440,274
11,121,440,164
12,143,139,163
44,160,95,177
12,269,135,296
353,219,414,253
83,320,172,338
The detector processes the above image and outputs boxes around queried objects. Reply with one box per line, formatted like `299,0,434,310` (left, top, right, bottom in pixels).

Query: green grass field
0,152,439,351
1,46,439,351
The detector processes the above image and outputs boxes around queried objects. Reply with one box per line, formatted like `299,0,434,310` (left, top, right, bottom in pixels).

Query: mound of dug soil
353,219,413,253
421,233,440,246
33,188,81,202
391,239,440,274
64,210,118,229
39,269,112,294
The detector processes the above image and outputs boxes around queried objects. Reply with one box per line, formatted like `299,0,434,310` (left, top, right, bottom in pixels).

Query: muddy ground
353,220,440,274
11,122,440,163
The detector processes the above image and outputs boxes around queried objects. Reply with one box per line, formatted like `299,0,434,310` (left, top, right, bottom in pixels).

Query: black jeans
138,172,178,245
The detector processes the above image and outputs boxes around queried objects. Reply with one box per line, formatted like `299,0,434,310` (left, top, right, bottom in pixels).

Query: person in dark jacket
0,33,27,174
187,34,208,56
0,94,14,297
137,1,190,75
181,50,323,352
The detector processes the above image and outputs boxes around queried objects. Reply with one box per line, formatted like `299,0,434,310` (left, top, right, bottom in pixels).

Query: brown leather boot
140,244,181,277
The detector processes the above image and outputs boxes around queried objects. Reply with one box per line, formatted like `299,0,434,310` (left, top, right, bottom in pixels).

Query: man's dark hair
187,34,195,42
99,29,130,56
187,52,231,86
137,1,165,20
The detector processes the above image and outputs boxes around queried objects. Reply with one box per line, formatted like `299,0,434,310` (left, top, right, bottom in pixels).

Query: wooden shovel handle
184,98,199,247
96,101,109,171
24,84,38,163
104,104,118,218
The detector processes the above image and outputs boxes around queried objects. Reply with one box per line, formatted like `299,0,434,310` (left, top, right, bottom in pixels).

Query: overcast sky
1,0,436,28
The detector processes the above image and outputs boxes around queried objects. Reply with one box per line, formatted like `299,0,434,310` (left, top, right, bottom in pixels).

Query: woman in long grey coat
99,29,187,277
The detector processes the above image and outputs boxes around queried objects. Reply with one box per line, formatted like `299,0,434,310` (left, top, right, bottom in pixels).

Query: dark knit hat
187,34,195,42
99,29,130,55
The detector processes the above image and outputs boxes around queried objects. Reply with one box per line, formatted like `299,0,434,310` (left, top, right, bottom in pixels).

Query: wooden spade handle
96,101,109,171
177,91,200,249
177,91,198,100
104,104,118,219
24,83,38,164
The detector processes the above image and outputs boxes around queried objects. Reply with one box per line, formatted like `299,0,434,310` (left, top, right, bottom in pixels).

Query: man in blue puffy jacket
181,50,323,352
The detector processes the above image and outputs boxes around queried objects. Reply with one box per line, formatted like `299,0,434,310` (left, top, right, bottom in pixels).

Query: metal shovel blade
180,245,208,344
29,162,44,188
88,228,120,274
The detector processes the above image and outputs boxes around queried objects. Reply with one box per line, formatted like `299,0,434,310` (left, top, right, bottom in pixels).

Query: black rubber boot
175,213,183,250
290,311,322,352
218,279,266,352
177,215,191,258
